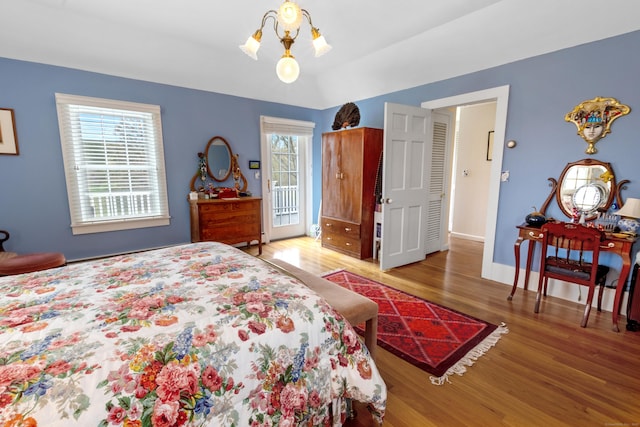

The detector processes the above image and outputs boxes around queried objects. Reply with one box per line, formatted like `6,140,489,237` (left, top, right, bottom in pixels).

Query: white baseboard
450,231,485,243
488,262,629,315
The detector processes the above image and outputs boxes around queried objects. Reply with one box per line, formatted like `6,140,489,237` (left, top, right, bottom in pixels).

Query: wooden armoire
321,127,383,259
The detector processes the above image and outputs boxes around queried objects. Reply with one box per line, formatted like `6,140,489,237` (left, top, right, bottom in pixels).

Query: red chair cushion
0,252,66,275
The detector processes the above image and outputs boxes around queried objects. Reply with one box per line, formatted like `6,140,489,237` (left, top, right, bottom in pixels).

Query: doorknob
385,198,393,204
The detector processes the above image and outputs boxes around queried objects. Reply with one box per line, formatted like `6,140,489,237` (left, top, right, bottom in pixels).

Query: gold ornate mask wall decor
565,96,630,154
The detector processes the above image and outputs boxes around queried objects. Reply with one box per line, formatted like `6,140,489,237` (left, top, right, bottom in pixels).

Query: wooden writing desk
509,222,636,332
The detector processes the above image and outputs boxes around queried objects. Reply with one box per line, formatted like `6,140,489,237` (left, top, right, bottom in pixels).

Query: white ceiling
3,0,640,109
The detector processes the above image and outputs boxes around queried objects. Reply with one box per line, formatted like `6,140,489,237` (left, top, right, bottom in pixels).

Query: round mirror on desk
571,183,606,215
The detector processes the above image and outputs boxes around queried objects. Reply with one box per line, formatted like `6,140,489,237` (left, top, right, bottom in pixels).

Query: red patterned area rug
322,270,508,385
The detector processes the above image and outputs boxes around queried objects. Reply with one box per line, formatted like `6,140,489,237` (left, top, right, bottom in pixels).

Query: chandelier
239,1,331,84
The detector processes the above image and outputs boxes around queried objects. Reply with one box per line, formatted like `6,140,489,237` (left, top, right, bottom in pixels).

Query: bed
0,242,386,426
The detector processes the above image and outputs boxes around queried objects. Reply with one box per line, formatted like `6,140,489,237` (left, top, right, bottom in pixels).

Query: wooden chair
534,222,609,328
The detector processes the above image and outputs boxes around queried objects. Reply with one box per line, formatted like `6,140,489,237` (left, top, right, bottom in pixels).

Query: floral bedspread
0,242,386,427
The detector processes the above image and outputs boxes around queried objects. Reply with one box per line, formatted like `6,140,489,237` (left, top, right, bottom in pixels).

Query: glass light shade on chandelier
239,30,262,60
310,27,332,57
276,54,300,83
239,0,331,83
277,1,303,31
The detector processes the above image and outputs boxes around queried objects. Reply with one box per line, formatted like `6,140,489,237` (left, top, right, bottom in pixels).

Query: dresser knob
344,227,351,232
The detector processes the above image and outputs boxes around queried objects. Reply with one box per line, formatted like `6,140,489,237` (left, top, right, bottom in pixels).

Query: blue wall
0,59,321,260
1,30,639,267
333,30,640,267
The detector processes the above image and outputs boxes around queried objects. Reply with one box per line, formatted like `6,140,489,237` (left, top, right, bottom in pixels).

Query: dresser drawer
322,231,362,257
602,238,625,253
201,222,260,242
321,217,361,238
200,210,259,227
200,201,259,224
199,200,258,215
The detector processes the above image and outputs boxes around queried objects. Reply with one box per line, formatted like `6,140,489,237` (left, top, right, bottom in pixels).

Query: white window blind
55,93,170,235
261,116,315,136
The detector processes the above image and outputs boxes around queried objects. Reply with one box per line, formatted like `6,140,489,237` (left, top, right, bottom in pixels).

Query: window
55,93,170,234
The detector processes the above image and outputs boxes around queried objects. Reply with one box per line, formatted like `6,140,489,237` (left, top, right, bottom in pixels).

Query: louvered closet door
425,110,452,254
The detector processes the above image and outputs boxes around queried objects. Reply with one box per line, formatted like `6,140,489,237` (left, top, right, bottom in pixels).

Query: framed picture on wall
0,108,19,155
486,130,494,161
249,160,260,169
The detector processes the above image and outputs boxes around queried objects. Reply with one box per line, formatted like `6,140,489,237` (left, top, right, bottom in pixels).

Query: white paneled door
380,103,432,270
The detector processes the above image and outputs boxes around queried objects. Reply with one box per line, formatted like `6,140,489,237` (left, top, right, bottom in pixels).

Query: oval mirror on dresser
206,136,232,182
190,135,248,193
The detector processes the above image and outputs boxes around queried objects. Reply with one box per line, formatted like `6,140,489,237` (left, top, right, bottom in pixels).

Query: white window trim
55,93,170,235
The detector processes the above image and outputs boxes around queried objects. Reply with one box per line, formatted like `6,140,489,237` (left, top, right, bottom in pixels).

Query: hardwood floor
250,236,640,427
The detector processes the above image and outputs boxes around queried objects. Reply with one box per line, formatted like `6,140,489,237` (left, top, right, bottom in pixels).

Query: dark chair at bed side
0,230,17,261
534,222,609,328
1,230,10,251
0,229,66,276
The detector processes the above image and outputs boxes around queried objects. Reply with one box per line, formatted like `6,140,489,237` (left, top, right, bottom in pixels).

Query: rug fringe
429,322,509,386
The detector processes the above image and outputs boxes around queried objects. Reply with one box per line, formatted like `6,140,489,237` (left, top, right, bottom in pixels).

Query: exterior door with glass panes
266,134,307,240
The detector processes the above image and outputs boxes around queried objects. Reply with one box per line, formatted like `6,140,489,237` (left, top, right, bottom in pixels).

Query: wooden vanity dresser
189,197,262,254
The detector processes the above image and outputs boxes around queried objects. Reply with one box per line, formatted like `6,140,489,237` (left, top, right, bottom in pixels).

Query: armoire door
338,129,364,223
321,132,342,220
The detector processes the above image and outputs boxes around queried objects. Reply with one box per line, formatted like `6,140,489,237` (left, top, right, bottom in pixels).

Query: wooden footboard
264,258,378,360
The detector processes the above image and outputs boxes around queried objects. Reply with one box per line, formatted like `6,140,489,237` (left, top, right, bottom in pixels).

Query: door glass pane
271,135,300,227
